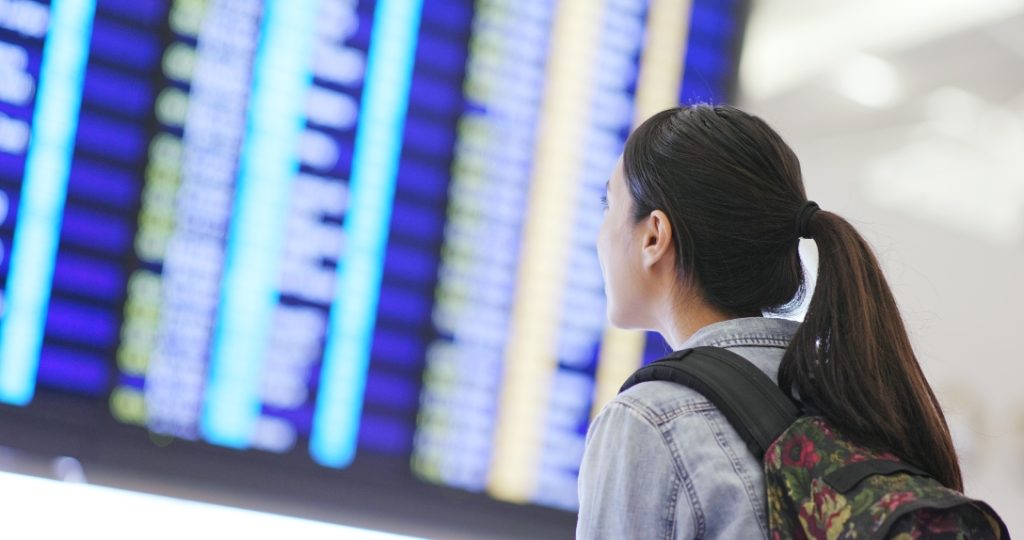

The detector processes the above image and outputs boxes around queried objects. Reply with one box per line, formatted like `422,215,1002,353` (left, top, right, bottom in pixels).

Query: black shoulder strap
619,346,800,460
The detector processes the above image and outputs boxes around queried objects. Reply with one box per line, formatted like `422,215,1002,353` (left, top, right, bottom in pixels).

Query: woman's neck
657,295,738,350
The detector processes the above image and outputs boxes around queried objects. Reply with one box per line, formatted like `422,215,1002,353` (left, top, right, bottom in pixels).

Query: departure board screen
0,0,746,533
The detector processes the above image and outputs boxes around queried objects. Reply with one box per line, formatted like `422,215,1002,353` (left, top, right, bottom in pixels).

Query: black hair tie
795,201,820,239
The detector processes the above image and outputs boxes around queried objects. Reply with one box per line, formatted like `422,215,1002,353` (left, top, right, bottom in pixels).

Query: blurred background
0,0,1020,538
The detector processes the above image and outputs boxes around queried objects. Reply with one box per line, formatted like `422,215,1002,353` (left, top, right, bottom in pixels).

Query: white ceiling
740,0,1024,102
739,1,1024,246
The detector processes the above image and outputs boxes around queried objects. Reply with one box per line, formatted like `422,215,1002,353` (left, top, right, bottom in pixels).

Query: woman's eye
599,194,608,210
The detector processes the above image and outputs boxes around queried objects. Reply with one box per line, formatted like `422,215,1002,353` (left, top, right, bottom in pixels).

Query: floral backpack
620,346,1010,539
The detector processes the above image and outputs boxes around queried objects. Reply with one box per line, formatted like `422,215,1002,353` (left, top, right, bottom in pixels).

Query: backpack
620,346,1010,539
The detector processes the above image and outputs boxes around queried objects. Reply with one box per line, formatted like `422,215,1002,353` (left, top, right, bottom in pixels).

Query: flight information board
0,0,747,524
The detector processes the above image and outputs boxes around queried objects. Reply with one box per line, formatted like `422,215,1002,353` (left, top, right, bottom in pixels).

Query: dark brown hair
621,105,963,491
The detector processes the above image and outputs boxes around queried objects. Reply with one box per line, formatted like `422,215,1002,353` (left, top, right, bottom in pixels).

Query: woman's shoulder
603,380,716,428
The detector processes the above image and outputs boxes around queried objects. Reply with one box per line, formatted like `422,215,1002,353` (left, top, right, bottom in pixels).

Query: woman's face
597,159,648,328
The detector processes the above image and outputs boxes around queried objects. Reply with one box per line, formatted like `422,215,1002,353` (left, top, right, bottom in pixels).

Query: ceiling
738,0,1024,246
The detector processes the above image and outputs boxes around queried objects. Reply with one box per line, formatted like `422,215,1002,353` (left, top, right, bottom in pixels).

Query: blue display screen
0,0,745,516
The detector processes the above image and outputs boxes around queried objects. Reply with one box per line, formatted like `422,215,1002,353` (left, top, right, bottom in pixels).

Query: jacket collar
677,316,801,351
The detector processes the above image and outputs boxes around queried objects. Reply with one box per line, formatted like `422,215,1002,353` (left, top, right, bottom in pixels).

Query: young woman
577,105,962,539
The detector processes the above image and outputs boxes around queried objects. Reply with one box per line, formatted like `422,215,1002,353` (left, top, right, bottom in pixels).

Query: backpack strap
619,346,800,459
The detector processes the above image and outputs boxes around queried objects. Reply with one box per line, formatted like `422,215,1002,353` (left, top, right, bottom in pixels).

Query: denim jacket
576,317,801,539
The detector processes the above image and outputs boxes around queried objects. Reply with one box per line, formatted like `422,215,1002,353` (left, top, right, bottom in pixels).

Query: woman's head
599,106,810,327
600,105,963,491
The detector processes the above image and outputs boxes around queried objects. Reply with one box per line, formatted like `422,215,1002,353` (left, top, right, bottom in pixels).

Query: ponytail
622,105,963,491
780,210,964,491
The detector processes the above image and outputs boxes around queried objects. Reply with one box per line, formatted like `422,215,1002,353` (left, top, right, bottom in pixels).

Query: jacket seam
701,409,771,539
618,394,716,425
659,402,717,424
661,423,705,538
664,473,681,540
713,338,791,348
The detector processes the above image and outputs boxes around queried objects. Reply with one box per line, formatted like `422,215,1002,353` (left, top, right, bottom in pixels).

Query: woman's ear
640,209,673,271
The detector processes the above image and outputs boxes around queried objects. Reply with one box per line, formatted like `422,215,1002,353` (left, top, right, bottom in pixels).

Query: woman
577,105,962,539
